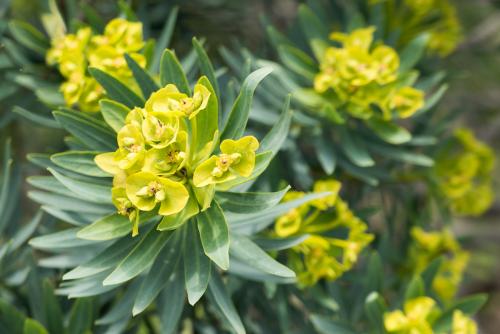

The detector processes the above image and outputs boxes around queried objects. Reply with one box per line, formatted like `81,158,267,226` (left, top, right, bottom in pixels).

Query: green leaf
207,269,246,334
366,252,383,293
77,214,131,241
64,235,141,280
96,280,140,325
278,45,317,80
216,186,290,214
366,118,412,144
29,228,98,251
367,143,434,167
13,106,61,129
189,76,218,164
184,220,211,306
399,33,430,73
158,269,185,334
42,280,64,334
159,49,190,94
8,20,49,55
230,234,295,278
133,229,182,315
433,294,488,333
51,151,110,177
125,53,159,99
297,4,328,40
193,37,220,98
253,234,309,251
67,298,93,334
196,201,229,270
100,99,129,133
89,67,144,108
103,229,172,285
258,95,292,158
23,319,48,334
48,168,111,203
0,300,25,334
364,292,386,334
53,109,116,151
338,127,375,167
151,6,179,72
310,314,357,334
228,191,331,232
421,257,444,290
416,84,448,115
0,138,13,233
314,132,336,175
405,275,425,301
221,67,272,140
28,191,114,215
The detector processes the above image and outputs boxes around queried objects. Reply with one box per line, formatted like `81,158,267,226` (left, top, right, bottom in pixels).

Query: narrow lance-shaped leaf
125,53,159,99
184,220,211,306
133,228,183,315
159,49,191,94
103,229,173,285
196,201,229,270
193,37,220,98
216,186,290,214
51,151,110,177
89,67,144,108
221,67,273,141
151,6,179,72
230,234,295,278
100,99,129,133
207,269,246,334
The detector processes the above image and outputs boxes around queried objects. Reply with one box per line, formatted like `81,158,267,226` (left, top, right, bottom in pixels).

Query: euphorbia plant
27,37,331,333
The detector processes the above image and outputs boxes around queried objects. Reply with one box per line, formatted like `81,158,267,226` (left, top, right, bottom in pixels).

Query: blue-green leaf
89,67,144,108
196,201,229,270
125,53,159,99
159,49,190,94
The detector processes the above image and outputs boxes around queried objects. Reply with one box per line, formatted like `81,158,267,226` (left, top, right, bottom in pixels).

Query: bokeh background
1,0,499,332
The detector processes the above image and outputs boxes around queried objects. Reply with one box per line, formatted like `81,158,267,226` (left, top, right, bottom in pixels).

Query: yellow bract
433,128,495,216
95,80,259,235
314,27,424,120
384,297,436,334
275,180,373,287
452,310,477,334
46,18,146,112
409,227,469,302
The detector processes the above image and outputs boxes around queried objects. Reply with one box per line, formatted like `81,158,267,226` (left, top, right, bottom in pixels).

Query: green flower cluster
274,180,373,286
409,227,469,302
95,80,259,235
314,27,424,120
47,18,146,112
433,128,495,216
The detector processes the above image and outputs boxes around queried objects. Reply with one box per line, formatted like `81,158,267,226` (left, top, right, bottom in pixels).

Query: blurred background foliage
0,0,499,332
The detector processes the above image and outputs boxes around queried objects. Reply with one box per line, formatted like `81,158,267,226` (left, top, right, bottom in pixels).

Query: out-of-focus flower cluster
314,27,424,120
433,128,495,216
274,180,373,287
47,18,146,112
403,0,462,56
95,80,259,235
384,296,477,334
409,227,469,302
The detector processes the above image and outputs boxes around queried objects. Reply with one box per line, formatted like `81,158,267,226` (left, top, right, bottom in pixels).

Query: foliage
0,0,495,333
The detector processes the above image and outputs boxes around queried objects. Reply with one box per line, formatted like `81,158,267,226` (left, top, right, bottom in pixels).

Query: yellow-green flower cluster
409,227,469,302
403,0,462,56
384,297,477,334
47,18,146,112
314,27,424,120
433,128,495,216
274,180,373,287
95,81,259,236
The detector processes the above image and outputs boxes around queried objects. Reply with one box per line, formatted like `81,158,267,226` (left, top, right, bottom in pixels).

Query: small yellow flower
384,297,436,334
452,310,477,334
193,136,259,187
433,128,495,216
